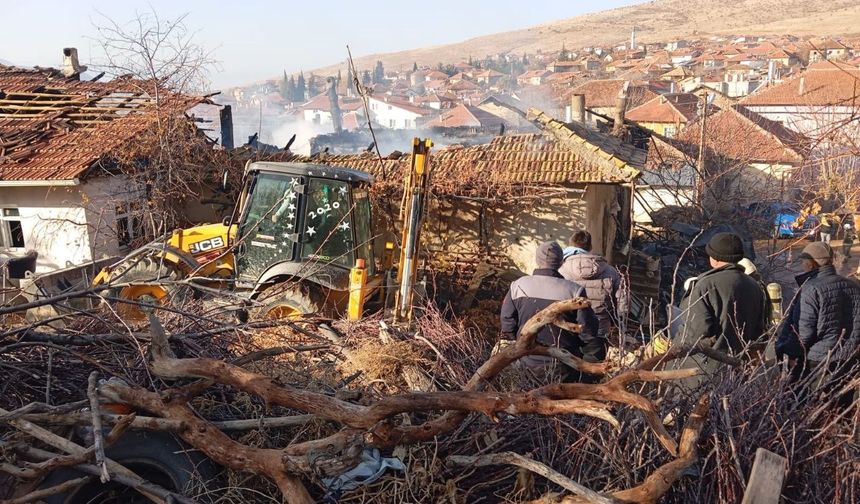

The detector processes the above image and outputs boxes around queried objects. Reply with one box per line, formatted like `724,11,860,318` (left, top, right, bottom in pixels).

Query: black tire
252,282,326,320
40,430,219,504
104,256,189,315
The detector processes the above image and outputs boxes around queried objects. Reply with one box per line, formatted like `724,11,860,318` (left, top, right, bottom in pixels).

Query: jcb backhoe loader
90,138,434,322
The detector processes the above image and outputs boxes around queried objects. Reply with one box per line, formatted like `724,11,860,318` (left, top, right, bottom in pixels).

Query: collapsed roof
0,64,207,182
259,107,644,197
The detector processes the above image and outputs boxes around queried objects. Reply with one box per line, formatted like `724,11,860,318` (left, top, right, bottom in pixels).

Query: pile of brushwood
0,294,857,504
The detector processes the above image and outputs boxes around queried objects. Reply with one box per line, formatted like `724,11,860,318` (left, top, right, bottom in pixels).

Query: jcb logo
189,236,225,254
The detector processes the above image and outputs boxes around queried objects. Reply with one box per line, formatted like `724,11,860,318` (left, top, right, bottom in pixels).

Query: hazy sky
0,0,643,89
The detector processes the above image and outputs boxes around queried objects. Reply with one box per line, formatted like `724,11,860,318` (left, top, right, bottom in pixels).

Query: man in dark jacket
558,230,629,340
775,253,819,380
678,232,767,354
795,242,860,407
500,241,601,382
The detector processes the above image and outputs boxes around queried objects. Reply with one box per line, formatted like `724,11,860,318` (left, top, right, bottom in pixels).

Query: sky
0,0,644,89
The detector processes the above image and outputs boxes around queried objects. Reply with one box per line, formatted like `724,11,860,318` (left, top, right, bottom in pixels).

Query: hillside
307,0,860,75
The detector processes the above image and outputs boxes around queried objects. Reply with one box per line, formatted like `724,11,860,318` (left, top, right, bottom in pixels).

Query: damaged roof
676,105,807,165
272,108,643,196
0,64,205,181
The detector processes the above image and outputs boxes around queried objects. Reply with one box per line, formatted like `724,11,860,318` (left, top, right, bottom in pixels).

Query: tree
92,8,215,97
522,53,529,66
373,60,385,84
309,72,316,96
296,71,306,102
468,54,473,66
279,70,290,100
346,65,354,96
288,75,297,101
361,69,371,86
412,61,418,72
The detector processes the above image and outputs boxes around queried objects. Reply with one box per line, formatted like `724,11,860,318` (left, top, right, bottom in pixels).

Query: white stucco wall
0,175,143,273
634,187,695,224
0,185,90,272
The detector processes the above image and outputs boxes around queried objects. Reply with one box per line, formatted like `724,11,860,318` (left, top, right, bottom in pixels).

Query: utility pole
696,93,709,205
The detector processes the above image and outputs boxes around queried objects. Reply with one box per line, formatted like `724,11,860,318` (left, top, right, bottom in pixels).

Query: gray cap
536,241,564,270
799,242,833,265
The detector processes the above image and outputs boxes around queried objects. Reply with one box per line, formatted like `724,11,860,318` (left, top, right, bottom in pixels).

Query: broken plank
741,448,787,504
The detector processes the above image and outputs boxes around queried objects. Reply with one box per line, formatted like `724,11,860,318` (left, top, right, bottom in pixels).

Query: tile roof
676,105,807,164
567,79,660,108
423,104,506,129
741,62,860,106
626,93,704,124
270,110,643,196
0,65,205,181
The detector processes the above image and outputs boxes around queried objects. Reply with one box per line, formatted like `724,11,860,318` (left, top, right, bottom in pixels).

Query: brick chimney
570,93,585,123
62,48,87,79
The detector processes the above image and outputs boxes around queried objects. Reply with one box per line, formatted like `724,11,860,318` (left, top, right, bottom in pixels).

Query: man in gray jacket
500,241,601,382
558,230,628,340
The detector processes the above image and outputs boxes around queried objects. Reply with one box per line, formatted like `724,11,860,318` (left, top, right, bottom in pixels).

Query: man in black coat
794,242,860,408
670,232,767,393
678,232,768,354
500,241,601,382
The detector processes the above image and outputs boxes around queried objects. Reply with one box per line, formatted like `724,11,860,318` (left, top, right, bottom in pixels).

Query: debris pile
0,293,857,503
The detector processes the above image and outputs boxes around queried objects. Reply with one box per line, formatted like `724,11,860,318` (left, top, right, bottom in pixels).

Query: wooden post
696,93,709,205
612,82,629,136
741,448,787,504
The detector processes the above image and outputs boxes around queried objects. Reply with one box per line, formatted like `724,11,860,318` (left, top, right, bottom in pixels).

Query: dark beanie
705,232,744,263
536,241,564,270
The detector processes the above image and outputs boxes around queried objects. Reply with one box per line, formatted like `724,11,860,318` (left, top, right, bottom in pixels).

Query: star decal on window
306,226,317,236
339,221,350,231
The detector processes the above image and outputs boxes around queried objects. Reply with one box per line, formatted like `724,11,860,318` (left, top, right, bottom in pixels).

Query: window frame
0,208,25,249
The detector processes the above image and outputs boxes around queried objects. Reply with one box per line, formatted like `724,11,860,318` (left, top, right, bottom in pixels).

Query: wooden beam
741,448,787,504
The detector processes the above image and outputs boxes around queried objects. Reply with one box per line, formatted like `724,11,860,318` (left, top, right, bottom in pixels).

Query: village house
476,95,538,132
299,94,364,129
282,108,646,276
807,38,851,62
565,79,662,123
675,104,807,206
0,58,210,273
724,65,761,97
741,62,860,140
471,69,505,86
625,93,706,137
666,39,689,51
517,70,552,86
367,96,433,129
546,60,581,73
423,103,506,132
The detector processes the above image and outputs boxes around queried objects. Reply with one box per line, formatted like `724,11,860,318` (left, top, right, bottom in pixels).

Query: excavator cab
90,138,433,323
232,162,379,318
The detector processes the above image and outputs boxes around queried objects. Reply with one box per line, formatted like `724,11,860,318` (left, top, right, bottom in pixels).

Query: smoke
268,119,331,155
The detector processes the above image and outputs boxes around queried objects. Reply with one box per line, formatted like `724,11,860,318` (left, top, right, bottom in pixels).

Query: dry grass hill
308,0,860,75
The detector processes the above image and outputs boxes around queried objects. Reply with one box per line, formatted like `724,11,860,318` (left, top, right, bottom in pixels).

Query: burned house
0,59,208,273
279,108,645,278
